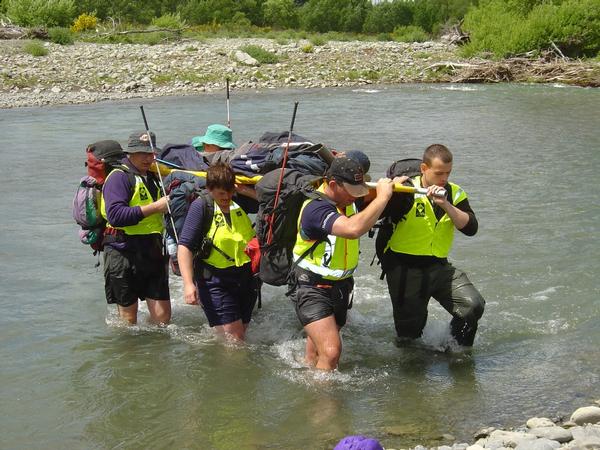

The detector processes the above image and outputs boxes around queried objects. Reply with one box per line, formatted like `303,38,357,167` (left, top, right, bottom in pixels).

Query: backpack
159,143,209,171
373,158,423,273
255,168,326,286
73,140,125,253
162,170,212,243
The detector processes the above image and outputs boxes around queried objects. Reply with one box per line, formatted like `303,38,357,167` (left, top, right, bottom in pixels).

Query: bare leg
303,315,342,371
146,299,171,325
117,303,138,325
215,319,246,342
305,335,318,367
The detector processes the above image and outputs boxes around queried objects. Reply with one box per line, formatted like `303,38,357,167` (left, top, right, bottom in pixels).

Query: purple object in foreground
333,435,384,450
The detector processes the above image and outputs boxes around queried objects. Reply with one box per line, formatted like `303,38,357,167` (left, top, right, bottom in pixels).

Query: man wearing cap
290,157,394,371
191,124,236,164
100,131,171,325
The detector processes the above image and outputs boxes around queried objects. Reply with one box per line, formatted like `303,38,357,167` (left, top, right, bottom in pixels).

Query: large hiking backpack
374,158,423,269
73,140,125,253
255,168,324,286
159,143,209,171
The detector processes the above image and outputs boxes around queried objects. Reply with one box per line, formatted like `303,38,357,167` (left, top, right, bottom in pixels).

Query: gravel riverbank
1,37,598,109
391,404,600,450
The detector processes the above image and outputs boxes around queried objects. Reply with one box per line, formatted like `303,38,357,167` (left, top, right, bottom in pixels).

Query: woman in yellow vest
101,131,171,325
290,157,394,371
177,163,257,341
382,144,485,348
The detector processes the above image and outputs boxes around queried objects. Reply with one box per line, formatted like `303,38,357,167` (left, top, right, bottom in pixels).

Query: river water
0,84,598,450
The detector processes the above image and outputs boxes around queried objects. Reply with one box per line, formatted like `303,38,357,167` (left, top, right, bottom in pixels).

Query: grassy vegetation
22,41,48,56
239,45,280,64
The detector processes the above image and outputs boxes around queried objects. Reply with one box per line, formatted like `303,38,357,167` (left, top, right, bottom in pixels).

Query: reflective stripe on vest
203,201,254,269
100,169,164,236
387,176,467,258
292,194,359,281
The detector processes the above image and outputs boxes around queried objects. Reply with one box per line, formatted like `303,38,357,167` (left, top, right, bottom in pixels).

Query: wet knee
320,343,341,367
465,294,485,323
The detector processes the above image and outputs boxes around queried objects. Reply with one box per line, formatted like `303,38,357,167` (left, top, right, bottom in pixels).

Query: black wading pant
384,255,485,346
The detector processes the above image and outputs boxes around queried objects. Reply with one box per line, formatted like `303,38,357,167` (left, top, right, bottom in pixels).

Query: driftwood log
0,25,48,39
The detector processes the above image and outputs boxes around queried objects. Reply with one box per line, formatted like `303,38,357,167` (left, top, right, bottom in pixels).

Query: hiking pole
266,101,299,244
139,105,179,243
226,78,231,129
366,181,446,197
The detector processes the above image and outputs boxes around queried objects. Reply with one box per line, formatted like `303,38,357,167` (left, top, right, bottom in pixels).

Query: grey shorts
291,271,354,327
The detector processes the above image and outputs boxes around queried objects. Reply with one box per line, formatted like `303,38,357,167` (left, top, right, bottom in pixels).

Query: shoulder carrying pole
139,105,179,243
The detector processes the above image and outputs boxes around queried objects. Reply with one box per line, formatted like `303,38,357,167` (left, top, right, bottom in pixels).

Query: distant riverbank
1,37,598,108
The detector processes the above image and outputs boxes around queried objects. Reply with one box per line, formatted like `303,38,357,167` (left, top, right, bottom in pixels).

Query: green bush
462,0,600,58
300,0,371,33
392,25,429,42
5,0,75,27
23,41,48,56
151,12,186,29
309,35,326,46
48,27,74,44
239,44,280,63
301,43,314,53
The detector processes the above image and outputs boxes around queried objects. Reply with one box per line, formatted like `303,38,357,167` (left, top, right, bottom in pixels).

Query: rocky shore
1,37,599,109
393,404,600,450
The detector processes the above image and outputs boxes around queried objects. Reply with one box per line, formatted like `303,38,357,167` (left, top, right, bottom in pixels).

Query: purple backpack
72,176,105,251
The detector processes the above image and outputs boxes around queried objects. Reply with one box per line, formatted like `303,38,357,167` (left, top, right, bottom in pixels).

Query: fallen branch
97,28,184,37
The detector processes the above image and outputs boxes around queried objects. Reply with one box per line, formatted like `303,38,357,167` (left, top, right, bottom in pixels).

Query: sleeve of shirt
178,197,206,251
299,200,341,241
456,198,478,236
103,171,144,227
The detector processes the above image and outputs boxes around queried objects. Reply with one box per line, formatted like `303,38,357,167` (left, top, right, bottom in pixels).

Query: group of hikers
96,123,485,371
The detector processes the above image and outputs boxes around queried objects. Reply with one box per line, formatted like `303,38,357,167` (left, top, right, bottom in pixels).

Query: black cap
328,157,370,198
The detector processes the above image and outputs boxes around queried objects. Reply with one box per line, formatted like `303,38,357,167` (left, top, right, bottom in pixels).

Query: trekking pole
140,105,179,243
226,78,231,129
266,101,299,245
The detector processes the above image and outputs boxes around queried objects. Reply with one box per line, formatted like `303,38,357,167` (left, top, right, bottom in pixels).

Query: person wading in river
101,131,171,325
381,144,485,348
289,157,394,370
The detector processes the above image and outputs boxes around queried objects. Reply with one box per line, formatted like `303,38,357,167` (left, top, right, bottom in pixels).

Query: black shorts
291,271,354,327
103,238,170,307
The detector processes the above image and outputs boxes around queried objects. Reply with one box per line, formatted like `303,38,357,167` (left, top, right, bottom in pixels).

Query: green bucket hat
191,124,236,151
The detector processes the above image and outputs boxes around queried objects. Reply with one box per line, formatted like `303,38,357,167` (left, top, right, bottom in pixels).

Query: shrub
23,41,48,56
151,12,186,29
48,27,74,44
5,0,75,27
71,13,96,32
301,43,314,53
392,25,429,43
239,44,280,63
462,0,600,58
309,35,326,46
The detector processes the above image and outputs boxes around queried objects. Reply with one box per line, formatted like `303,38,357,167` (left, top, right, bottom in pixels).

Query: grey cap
126,130,159,153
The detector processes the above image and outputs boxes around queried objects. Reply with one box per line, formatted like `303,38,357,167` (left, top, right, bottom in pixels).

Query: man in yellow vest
101,131,171,325
291,157,394,370
383,144,485,347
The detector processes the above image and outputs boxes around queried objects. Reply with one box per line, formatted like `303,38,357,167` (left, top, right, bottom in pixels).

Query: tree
263,0,299,29
300,0,371,32
363,0,414,34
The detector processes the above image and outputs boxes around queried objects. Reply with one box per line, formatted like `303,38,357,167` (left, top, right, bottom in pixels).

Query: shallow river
0,83,598,449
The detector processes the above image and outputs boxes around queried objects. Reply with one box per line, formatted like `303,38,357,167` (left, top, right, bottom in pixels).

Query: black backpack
374,158,423,270
255,168,326,286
